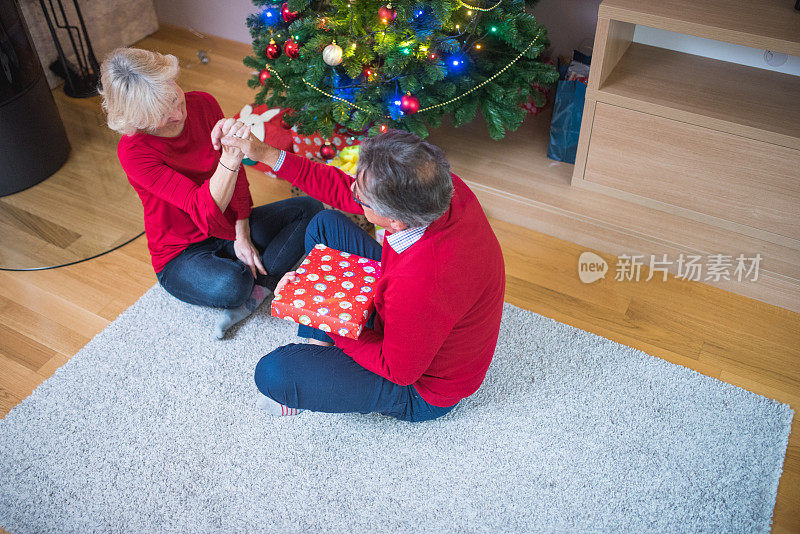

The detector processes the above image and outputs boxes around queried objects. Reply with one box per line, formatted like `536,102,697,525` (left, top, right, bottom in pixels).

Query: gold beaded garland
457,0,502,12
417,29,543,112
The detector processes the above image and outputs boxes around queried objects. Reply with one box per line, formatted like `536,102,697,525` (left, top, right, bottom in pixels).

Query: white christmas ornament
323,43,343,66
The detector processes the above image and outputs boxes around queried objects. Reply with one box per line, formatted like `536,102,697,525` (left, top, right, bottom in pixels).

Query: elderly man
216,123,505,422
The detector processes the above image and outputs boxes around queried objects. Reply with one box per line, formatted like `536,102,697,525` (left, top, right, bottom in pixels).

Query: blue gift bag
546,79,587,164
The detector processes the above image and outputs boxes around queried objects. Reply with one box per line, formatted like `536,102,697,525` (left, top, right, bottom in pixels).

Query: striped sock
256,394,302,416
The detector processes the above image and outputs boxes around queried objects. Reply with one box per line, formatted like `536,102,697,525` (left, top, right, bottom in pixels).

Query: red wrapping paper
291,124,367,160
270,244,382,339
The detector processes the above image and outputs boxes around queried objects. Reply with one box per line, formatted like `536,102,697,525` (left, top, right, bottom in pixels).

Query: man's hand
274,271,300,296
211,117,281,167
234,236,267,279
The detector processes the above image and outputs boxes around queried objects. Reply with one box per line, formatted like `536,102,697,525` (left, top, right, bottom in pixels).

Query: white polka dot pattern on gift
269,243,382,340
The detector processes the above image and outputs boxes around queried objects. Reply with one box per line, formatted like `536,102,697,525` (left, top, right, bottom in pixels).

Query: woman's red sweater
117,91,252,273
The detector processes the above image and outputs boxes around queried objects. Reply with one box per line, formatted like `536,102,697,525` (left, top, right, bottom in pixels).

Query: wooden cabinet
571,0,800,310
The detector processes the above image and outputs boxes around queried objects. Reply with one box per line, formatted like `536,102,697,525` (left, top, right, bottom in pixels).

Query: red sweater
117,91,252,272
276,152,506,407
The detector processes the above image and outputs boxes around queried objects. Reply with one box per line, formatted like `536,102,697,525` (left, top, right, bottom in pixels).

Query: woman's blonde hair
99,48,180,135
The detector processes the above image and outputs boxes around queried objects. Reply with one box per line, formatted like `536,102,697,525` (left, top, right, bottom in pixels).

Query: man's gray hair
357,129,454,228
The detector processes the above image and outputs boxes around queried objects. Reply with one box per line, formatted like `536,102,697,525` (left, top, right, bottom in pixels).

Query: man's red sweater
117,91,252,272
276,152,505,407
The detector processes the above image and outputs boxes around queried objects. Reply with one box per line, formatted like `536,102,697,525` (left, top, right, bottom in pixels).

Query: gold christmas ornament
323,43,343,66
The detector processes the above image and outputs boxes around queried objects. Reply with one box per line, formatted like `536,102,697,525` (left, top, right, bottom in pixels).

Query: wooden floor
0,91,144,270
0,25,798,533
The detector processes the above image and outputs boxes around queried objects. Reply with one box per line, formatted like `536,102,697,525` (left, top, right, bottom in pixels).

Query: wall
633,26,800,76
529,0,603,59
151,0,800,76
152,0,603,57
154,0,253,44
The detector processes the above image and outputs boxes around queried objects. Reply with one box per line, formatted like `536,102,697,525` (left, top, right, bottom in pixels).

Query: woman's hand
212,118,250,164
234,236,267,279
234,219,266,279
274,271,300,297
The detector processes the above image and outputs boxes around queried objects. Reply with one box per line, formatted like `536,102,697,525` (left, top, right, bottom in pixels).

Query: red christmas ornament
378,4,396,23
265,39,281,60
284,38,300,59
281,2,299,22
258,69,271,85
400,94,420,114
320,143,337,160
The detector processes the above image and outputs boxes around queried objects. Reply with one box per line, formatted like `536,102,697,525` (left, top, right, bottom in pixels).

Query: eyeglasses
351,179,372,210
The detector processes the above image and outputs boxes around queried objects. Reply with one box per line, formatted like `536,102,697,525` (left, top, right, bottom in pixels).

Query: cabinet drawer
583,103,800,240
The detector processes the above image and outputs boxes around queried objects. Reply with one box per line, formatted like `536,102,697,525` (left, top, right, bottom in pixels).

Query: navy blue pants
254,210,457,422
156,197,323,308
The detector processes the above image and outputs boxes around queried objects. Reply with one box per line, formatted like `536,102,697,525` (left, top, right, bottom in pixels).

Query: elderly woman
100,48,322,338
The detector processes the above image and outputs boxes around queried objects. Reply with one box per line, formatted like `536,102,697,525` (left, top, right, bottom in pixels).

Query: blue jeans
255,210,457,422
156,197,323,308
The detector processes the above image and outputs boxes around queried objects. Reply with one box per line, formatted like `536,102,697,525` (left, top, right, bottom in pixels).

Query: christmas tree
244,0,557,140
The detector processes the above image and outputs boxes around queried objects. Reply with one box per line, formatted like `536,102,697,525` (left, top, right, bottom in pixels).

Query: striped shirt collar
385,225,428,253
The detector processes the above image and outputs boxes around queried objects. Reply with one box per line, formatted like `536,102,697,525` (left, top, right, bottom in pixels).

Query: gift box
522,83,553,115
292,124,367,161
271,244,382,339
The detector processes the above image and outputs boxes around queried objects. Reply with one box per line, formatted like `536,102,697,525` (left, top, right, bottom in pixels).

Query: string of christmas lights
264,26,542,122
261,28,544,119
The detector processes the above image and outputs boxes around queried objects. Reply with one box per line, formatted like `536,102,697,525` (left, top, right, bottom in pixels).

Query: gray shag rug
0,286,793,533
